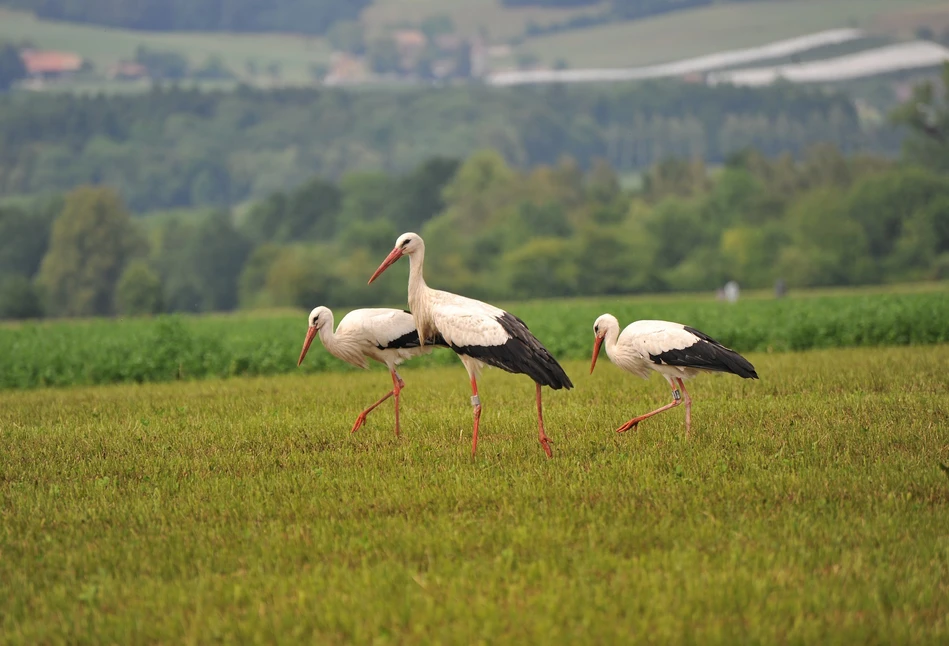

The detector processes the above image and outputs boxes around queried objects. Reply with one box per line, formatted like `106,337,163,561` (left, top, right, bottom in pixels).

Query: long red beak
297,326,318,366
590,335,603,374
368,247,404,284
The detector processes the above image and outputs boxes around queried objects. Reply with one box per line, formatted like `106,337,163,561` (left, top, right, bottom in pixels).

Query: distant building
324,52,368,85
19,49,83,80
393,30,426,54
107,61,148,81
434,34,463,51
487,45,512,59
470,36,487,78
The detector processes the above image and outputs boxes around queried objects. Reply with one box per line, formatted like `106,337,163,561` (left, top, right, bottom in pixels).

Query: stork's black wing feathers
379,329,449,350
449,312,574,390
649,326,758,379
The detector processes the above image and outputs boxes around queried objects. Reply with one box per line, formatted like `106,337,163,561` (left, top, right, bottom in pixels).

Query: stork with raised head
590,314,758,436
368,233,573,458
297,306,444,436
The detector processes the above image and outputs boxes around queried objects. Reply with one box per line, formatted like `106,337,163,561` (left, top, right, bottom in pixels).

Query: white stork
590,314,758,436
368,233,573,458
297,306,445,436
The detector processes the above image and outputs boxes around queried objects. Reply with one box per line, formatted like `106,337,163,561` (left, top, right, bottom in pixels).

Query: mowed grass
518,0,947,68
0,9,331,85
2,345,948,643
362,0,607,40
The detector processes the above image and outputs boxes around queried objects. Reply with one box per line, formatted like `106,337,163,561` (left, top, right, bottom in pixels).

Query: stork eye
401,239,410,247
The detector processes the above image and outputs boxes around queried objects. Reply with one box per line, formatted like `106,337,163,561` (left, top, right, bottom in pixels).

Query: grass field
0,9,331,85
2,344,947,642
517,0,947,68
362,0,607,41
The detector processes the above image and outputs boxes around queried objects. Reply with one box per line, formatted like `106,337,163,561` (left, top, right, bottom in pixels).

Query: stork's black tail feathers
426,331,449,348
448,312,573,390
651,326,758,379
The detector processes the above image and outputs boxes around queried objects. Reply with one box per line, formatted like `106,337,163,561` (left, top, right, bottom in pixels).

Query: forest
503,0,712,19
2,140,948,321
0,81,891,212
0,0,370,34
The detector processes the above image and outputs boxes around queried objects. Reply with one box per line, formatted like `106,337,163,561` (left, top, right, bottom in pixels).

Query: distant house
470,36,487,78
19,49,83,79
487,45,512,58
434,34,463,51
107,61,148,81
324,52,368,85
393,30,426,54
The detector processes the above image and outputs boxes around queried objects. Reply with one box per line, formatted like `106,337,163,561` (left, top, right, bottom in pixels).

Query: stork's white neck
602,321,621,360
317,311,337,351
318,312,364,366
407,245,429,309
406,244,437,341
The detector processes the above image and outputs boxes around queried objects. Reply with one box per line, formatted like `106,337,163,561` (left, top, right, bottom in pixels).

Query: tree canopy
0,43,27,91
2,141,948,321
0,81,885,212
37,187,145,317
0,0,371,34
891,62,949,173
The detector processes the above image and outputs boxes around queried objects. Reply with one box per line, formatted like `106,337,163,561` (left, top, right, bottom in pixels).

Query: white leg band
673,389,681,401
471,395,481,407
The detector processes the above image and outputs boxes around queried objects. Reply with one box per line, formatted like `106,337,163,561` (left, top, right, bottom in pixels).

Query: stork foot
616,420,640,434
350,413,368,434
539,433,553,458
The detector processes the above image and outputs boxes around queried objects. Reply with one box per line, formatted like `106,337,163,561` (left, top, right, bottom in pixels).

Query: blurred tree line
0,43,27,91
0,81,891,212
503,0,711,18
0,0,370,34
3,147,948,321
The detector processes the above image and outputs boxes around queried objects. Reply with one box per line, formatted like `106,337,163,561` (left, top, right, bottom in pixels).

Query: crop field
362,0,606,41
0,9,331,86
517,0,948,68
2,342,948,642
2,286,947,389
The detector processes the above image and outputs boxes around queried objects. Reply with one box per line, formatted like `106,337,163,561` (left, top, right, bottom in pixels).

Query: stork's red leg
616,381,683,433
536,382,553,458
391,370,404,437
350,372,397,434
676,377,692,438
470,374,481,457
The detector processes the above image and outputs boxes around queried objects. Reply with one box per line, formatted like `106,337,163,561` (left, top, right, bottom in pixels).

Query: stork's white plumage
591,314,758,436
297,306,444,436
369,233,573,458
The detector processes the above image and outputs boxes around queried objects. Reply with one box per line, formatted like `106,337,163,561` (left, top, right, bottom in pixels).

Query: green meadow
2,344,947,642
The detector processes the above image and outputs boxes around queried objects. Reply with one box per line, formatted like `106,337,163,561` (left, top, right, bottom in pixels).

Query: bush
0,289,947,389
116,261,165,316
0,275,43,320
